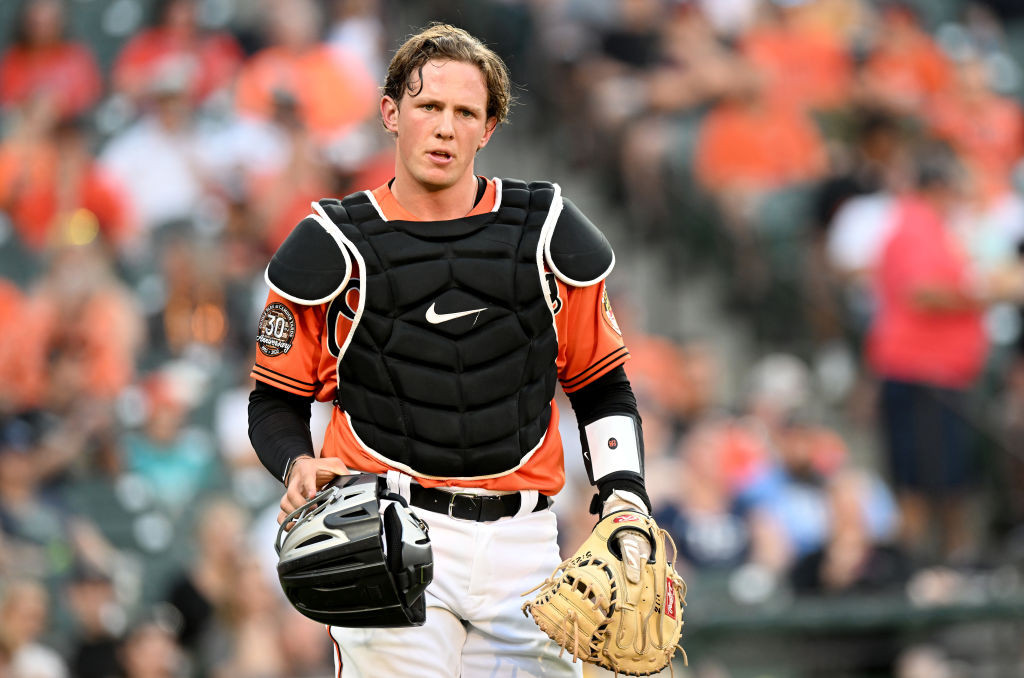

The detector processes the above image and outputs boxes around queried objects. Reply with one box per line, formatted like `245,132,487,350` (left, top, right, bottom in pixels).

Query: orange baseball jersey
251,178,629,495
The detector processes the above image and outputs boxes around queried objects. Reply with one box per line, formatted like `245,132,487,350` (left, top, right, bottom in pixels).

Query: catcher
247,22,686,678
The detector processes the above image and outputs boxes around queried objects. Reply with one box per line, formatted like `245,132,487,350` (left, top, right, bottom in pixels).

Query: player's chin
417,166,464,191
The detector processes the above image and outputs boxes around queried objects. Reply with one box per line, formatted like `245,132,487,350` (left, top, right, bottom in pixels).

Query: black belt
409,485,550,522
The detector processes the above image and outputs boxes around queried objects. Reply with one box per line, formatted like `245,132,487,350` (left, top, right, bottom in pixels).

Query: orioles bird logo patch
601,288,621,336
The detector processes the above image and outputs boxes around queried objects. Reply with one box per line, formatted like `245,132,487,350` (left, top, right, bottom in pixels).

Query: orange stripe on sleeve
555,280,631,393
560,345,630,390
251,364,317,396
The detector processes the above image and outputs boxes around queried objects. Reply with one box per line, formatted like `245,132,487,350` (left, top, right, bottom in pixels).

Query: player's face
382,59,497,194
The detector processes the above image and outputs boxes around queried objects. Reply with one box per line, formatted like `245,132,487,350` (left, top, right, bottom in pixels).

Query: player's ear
381,96,400,134
477,116,498,151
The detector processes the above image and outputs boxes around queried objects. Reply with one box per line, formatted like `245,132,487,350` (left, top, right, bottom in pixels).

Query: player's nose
435,111,455,139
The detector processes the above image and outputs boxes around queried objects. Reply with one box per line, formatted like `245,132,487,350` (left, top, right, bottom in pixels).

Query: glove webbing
521,558,618,663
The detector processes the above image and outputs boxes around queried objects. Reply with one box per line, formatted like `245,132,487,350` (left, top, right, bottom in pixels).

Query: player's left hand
603,494,652,584
617,529,652,584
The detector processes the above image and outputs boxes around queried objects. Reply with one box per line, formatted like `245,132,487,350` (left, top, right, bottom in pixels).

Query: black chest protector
319,180,559,479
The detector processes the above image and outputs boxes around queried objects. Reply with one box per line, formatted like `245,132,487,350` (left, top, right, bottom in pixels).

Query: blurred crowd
1,0,1024,676
527,0,1024,674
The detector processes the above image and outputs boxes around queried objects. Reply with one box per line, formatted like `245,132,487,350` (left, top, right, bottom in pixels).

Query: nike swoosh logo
425,302,487,324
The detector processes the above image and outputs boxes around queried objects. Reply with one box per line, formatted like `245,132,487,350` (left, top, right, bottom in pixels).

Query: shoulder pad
266,206,352,305
334,192,380,225
544,197,614,287
318,197,350,226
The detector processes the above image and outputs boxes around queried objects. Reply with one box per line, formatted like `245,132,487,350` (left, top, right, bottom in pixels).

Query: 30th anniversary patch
258,302,296,357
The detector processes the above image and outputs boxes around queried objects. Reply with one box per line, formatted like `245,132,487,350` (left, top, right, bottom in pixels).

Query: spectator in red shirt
112,0,244,107
867,145,986,561
0,0,102,119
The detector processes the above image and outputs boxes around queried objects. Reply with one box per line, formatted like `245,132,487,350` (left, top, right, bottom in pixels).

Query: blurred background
2,0,1024,676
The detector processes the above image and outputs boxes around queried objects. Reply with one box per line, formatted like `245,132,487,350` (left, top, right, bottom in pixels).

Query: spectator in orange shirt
615,6,753,242
26,243,143,409
112,0,244,108
694,76,828,212
693,71,828,308
234,0,377,144
927,51,1024,206
0,108,135,255
0,0,102,119
740,1,853,112
0,280,43,415
855,3,953,116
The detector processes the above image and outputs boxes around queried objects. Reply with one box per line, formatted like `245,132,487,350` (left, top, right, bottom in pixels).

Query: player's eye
421,104,435,111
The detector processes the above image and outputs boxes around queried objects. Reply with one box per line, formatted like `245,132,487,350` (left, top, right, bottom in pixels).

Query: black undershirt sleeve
565,366,652,514
248,380,316,483
564,365,636,421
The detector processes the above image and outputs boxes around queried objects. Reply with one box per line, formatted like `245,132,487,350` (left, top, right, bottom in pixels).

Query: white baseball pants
329,499,583,678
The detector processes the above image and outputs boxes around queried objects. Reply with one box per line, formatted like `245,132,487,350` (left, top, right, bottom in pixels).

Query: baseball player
248,23,654,677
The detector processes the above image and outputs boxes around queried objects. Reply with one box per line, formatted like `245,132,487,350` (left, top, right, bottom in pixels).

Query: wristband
581,413,643,483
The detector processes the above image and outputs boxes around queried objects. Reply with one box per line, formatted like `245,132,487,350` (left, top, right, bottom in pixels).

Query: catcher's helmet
275,473,433,627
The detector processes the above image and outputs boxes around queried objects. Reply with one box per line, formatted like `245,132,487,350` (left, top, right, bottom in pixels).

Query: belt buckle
447,491,479,521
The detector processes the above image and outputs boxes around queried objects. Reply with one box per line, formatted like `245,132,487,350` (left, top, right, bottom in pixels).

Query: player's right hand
279,456,351,527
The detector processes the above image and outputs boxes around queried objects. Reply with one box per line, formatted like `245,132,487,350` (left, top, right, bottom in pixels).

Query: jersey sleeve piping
251,365,317,397
252,363,316,388
560,346,630,392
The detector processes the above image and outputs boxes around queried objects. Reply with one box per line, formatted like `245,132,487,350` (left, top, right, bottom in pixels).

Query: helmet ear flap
383,502,404,574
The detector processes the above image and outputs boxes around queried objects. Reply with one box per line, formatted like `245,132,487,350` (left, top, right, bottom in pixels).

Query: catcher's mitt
522,510,686,676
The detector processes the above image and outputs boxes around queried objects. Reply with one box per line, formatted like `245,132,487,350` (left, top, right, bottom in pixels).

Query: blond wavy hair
382,23,512,126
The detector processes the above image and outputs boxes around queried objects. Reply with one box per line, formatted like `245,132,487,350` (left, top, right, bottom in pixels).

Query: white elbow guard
581,413,643,483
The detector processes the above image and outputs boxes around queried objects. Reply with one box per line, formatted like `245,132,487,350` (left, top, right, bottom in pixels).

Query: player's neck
390,170,479,221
